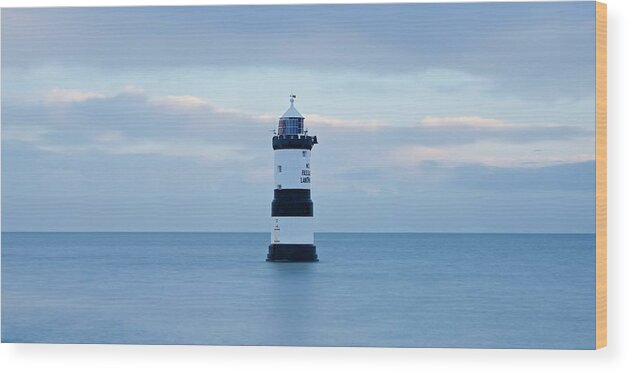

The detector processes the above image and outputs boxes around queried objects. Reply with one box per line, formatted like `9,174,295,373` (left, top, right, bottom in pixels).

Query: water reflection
262,262,320,345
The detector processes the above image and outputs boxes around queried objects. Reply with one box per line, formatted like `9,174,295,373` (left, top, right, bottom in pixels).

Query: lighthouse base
266,244,318,262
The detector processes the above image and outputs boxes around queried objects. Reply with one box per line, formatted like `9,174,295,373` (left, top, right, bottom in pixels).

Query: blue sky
1,3,596,232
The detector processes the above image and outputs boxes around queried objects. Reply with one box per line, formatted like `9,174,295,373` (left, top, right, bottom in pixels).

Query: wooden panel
595,1,607,350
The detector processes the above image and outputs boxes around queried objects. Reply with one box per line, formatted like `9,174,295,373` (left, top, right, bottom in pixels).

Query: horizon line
0,231,596,235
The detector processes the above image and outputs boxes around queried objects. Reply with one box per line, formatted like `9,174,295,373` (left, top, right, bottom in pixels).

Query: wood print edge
595,0,607,350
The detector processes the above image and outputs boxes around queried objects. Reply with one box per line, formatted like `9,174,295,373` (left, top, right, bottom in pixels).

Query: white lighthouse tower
267,95,318,262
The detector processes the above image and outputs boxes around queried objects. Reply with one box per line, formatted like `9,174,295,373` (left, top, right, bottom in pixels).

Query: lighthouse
267,95,319,262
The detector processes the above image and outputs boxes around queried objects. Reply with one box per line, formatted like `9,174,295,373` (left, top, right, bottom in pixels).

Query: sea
1,232,595,349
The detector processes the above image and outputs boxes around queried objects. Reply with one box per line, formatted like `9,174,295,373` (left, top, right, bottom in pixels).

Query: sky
1,2,596,233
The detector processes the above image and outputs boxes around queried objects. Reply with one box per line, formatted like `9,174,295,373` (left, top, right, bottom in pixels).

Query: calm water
1,232,595,348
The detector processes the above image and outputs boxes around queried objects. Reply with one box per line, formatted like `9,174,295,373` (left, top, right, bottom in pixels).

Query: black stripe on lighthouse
272,135,317,150
267,243,318,262
271,189,313,217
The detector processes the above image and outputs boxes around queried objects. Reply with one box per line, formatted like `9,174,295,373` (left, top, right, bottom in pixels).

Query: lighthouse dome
280,96,304,118
278,95,304,135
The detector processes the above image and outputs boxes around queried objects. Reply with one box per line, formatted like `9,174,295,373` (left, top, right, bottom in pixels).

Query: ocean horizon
1,232,595,348
1,231,596,234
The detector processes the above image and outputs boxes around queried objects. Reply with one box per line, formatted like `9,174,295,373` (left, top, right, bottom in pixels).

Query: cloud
149,95,241,114
391,146,450,164
0,4,595,98
307,114,386,129
420,116,507,128
39,87,251,129
152,95,210,109
44,88,108,104
2,125,51,143
9,86,594,170
44,85,145,105
120,85,145,96
35,138,251,162
4,87,267,164
406,115,594,146
390,142,594,168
